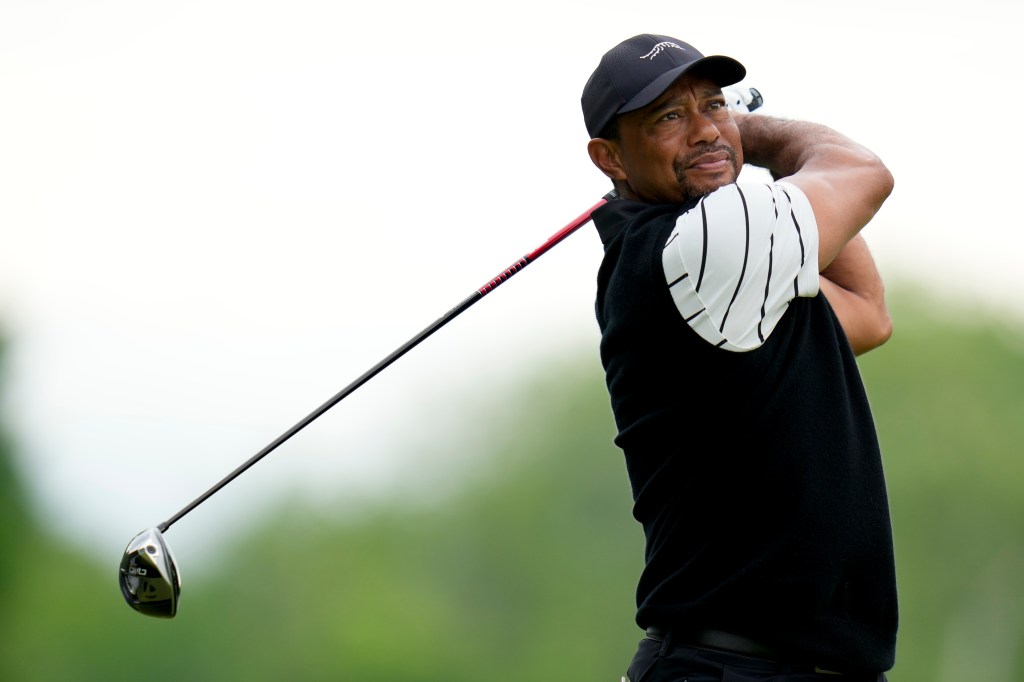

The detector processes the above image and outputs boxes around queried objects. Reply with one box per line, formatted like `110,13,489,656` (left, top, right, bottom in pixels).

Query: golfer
582,34,897,680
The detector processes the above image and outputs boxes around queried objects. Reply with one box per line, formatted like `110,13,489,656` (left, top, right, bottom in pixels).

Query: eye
660,111,682,122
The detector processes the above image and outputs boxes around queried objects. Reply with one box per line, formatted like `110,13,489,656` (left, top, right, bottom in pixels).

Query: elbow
878,162,895,201
852,306,893,356
869,156,895,206
873,308,894,348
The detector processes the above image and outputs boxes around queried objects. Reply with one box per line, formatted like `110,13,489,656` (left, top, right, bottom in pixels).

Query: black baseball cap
581,34,746,139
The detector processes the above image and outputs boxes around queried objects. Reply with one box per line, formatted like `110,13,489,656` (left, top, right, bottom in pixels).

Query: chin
681,176,736,201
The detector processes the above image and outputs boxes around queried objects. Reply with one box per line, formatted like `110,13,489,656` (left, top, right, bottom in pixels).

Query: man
581,34,897,680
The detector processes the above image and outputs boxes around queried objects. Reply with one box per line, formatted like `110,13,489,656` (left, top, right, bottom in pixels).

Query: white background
1,0,1021,568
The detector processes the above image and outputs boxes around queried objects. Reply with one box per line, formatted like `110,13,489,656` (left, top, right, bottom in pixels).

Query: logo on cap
640,41,685,60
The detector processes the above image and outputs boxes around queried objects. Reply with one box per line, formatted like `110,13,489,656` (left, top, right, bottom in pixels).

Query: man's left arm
818,234,892,355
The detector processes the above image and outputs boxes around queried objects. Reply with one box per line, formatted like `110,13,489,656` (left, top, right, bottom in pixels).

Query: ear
587,138,628,181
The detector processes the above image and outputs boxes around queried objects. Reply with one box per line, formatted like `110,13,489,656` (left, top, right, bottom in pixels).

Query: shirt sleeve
661,181,819,352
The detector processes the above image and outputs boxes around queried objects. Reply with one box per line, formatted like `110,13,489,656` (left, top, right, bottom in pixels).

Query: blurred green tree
0,337,29,591
859,295,1024,681
0,336,33,621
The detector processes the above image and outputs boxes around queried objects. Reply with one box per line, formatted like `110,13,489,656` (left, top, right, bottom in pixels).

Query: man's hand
722,85,763,113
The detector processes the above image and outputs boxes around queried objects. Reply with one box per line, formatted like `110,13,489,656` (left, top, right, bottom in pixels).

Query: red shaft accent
477,195,610,296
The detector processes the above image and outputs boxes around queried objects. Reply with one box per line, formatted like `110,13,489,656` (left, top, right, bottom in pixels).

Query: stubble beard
672,145,741,202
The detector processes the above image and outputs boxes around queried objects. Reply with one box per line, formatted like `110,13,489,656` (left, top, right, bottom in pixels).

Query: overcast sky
1,0,1021,567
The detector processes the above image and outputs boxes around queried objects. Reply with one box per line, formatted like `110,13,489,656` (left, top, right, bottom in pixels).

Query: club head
119,527,181,618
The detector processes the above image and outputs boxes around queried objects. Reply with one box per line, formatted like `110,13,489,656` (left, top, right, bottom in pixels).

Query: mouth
669,146,740,200
685,151,732,173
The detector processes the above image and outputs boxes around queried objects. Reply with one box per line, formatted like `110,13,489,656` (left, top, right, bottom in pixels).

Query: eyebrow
647,87,724,117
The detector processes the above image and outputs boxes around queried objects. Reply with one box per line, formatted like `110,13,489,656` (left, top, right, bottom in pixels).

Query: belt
645,626,781,660
645,627,844,675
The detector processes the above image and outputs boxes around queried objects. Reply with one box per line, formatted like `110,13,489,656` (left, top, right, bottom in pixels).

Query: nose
687,114,720,147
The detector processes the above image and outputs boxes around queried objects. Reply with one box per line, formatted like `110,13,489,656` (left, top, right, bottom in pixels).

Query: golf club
118,85,764,619
119,191,616,618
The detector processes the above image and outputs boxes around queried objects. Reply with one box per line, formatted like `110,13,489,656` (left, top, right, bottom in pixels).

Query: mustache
673,145,739,175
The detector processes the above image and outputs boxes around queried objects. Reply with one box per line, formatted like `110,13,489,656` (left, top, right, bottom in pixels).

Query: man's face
613,73,743,204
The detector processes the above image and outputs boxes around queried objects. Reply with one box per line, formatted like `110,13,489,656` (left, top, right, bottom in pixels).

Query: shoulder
593,199,682,248
661,182,821,351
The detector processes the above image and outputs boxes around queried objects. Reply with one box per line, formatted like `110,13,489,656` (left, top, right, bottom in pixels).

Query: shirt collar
592,199,650,247
592,197,698,247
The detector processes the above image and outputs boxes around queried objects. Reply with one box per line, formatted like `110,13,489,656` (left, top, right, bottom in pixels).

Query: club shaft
158,192,615,533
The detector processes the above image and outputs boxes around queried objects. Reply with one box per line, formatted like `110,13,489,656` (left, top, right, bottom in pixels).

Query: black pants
625,634,888,682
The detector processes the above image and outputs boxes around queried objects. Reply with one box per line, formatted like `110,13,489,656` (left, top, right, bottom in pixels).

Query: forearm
735,114,875,178
819,235,892,355
733,112,894,269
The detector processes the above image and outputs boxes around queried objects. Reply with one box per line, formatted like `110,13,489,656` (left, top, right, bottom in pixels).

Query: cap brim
618,55,746,117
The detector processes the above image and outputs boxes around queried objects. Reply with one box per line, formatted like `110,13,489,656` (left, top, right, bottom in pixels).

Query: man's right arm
735,114,894,352
734,114,894,270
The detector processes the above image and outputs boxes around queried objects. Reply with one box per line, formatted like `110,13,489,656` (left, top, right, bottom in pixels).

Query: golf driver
119,191,616,618
119,85,764,618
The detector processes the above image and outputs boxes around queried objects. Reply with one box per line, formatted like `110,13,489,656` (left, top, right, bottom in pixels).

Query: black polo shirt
593,185,897,673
